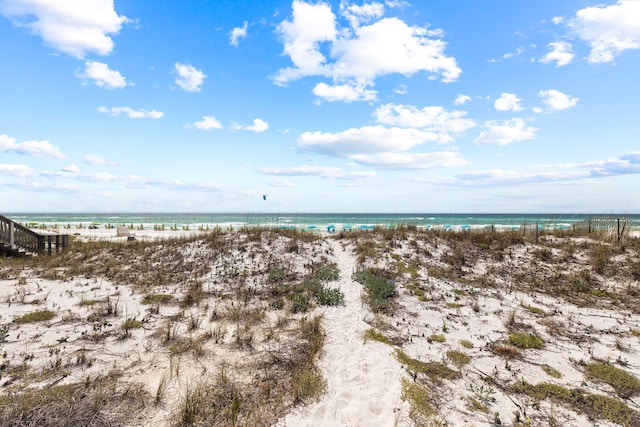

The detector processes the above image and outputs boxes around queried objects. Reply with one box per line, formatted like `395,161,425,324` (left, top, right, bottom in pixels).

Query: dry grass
2,226,640,426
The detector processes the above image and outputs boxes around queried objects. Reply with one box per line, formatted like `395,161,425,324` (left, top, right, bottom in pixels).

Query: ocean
5,213,639,233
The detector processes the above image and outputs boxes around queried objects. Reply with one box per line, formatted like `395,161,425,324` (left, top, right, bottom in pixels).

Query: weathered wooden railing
0,215,69,255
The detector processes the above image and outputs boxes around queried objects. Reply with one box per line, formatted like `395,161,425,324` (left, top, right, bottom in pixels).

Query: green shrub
364,328,392,345
446,350,471,368
459,339,474,349
315,287,345,306
268,268,287,283
314,264,340,282
304,279,345,306
352,270,396,312
289,293,310,313
395,350,458,383
585,362,640,398
509,332,545,349
526,305,545,315
428,334,446,343
512,381,634,426
14,310,56,324
542,364,562,378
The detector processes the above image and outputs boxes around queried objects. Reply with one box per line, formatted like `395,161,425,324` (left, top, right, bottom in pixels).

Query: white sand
3,227,640,426
278,240,412,427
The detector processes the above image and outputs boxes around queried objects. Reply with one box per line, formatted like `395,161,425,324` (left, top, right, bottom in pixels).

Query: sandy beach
1,226,640,426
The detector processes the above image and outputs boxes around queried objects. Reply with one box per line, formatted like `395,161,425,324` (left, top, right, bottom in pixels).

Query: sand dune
1,227,640,426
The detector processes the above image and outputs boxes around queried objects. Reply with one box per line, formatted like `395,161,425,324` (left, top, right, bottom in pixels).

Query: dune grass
13,309,55,324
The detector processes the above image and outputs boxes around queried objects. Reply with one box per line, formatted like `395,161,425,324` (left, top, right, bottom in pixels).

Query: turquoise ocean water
5,213,639,232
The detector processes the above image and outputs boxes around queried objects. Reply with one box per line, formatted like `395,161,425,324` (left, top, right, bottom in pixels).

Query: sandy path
277,239,412,427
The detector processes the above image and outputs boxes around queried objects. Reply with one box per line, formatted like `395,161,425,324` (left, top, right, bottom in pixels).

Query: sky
1,0,639,213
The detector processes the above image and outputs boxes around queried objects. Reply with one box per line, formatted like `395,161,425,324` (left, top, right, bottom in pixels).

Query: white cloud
62,164,80,174
394,84,407,95
473,118,537,146
298,125,438,156
552,16,564,25
374,103,475,140
502,46,525,59
274,1,460,99
333,170,377,180
340,1,384,28
312,82,377,102
76,61,127,89
295,125,468,169
192,116,222,131
233,118,269,133
569,0,640,63
83,154,107,165
174,63,206,92
453,94,471,105
246,118,269,133
0,163,32,177
330,17,460,83
0,0,129,58
258,165,377,179
540,41,574,67
489,46,525,63
258,165,342,177
265,178,295,187
275,0,337,84
428,151,640,188
0,134,66,159
230,21,248,46
494,93,523,112
538,89,579,111
98,106,164,119
348,151,469,169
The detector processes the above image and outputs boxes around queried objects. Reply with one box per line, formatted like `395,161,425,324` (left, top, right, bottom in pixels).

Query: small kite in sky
263,194,268,201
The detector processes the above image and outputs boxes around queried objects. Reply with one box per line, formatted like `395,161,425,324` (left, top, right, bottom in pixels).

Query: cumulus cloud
230,21,248,46
274,0,460,101
538,89,579,111
296,125,468,169
0,163,32,177
62,164,80,174
0,0,129,58
76,61,127,89
540,41,574,67
0,134,66,159
494,93,523,112
174,63,206,92
258,165,377,180
246,118,269,133
98,106,164,119
312,82,377,102
374,103,475,141
298,126,437,156
349,151,469,169
264,178,295,187
191,116,223,131
473,118,537,146
340,1,384,28
428,151,640,188
233,119,269,133
568,0,640,63
83,154,107,165
454,94,471,105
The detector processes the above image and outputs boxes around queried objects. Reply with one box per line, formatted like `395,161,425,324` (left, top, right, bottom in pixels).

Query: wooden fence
0,214,69,255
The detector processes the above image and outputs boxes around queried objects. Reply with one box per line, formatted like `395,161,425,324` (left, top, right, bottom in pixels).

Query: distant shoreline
6,212,640,233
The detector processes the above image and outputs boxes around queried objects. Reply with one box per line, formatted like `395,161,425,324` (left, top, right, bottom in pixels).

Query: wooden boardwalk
0,215,69,256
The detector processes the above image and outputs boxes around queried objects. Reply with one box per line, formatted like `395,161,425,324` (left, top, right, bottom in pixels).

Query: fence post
618,218,621,242
9,222,15,250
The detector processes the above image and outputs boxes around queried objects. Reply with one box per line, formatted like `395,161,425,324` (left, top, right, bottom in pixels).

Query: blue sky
1,0,639,213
